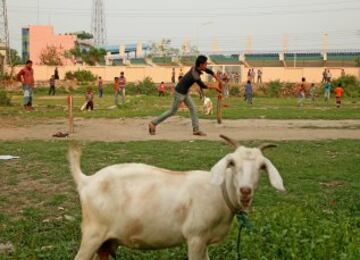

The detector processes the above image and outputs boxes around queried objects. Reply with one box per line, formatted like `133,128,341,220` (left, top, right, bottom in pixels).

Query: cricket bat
80,102,87,111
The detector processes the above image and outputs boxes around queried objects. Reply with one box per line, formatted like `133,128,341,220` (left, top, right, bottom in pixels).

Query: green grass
0,140,359,259
1,88,360,120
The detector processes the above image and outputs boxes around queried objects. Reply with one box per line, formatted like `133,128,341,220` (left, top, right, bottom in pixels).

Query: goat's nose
240,187,252,196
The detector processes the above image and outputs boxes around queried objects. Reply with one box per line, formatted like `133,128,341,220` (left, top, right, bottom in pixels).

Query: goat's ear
262,157,286,192
211,154,233,185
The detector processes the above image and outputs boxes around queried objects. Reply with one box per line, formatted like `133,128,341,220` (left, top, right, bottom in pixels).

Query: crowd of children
16,59,347,114
48,70,348,112
297,77,344,108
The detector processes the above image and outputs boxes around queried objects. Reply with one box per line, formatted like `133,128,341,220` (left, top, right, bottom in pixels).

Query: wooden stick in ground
68,95,74,133
216,83,223,124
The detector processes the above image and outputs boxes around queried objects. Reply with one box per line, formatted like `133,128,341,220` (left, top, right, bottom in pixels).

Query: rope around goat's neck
220,180,253,260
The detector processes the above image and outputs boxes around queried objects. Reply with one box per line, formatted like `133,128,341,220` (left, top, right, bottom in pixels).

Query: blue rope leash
235,211,253,260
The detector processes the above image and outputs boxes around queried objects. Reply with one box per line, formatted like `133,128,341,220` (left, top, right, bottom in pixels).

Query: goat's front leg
187,237,209,260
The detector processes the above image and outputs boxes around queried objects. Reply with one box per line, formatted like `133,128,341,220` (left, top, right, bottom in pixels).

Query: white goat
202,96,213,115
68,135,285,260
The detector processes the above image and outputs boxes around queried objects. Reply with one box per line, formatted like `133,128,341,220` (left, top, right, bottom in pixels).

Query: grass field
1,88,360,120
0,140,359,259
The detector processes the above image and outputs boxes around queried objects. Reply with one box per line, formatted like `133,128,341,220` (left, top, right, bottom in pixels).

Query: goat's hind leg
74,229,106,260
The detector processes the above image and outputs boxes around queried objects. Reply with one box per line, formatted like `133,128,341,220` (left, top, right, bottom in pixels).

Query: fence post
67,95,74,133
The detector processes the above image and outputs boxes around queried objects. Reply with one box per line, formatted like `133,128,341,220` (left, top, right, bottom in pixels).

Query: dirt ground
1,117,360,141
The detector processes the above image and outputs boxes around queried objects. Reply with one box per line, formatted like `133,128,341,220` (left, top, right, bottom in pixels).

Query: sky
7,0,360,54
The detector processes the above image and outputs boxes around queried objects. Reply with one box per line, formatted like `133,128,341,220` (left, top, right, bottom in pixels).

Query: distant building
104,43,151,65
22,25,76,65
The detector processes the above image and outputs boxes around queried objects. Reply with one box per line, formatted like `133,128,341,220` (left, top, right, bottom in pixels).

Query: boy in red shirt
334,83,344,108
158,81,166,96
17,60,34,110
114,77,120,105
85,87,94,111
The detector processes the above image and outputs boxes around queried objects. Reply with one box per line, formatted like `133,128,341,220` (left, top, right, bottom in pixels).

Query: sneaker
193,130,207,136
148,123,156,135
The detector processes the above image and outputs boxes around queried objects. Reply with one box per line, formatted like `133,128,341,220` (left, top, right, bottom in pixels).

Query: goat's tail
68,143,88,190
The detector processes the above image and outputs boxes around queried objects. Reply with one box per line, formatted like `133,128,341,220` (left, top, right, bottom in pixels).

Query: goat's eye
228,160,235,167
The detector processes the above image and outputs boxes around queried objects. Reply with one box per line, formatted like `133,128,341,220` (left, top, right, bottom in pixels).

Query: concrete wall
10,64,360,83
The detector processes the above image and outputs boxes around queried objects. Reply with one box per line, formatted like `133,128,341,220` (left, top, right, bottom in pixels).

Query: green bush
257,81,296,97
0,90,11,106
268,80,283,97
64,70,96,82
332,75,360,98
124,82,138,95
135,77,157,95
229,85,241,96
0,71,15,81
64,71,75,80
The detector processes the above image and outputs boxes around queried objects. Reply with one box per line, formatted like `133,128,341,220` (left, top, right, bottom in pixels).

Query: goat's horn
258,143,277,151
219,135,240,148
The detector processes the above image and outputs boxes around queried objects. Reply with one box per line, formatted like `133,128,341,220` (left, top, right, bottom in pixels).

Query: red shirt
17,67,34,86
119,76,126,88
114,81,120,92
335,87,344,97
158,83,166,92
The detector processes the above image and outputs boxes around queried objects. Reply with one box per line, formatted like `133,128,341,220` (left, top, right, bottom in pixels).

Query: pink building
22,25,76,65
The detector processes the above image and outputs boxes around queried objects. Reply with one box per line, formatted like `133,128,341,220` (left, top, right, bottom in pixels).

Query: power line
8,5,360,18
8,0,360,12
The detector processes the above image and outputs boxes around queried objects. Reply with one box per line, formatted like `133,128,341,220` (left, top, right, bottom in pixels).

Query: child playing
98,76,103,98
244,80,253,105
114,77,120,105
85,87,94,111
158,81,166,96
324,81,332,103
297,77,306,106
119,71,126,103
334,83,344,108
309,83,316,102
49,75,56,96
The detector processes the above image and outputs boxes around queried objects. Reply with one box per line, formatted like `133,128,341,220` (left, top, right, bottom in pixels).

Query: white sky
7,0,360,54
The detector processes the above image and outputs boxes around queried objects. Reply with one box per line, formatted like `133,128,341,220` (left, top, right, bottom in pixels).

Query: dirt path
1,117,360,141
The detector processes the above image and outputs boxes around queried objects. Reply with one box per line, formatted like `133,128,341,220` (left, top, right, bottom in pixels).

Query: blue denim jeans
23,85,32,106
152,91,199,131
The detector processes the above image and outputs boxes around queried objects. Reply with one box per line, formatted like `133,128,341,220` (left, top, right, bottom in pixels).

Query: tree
180,41,199,56
76,31,93,40
9,49,22,65
66,46,106,66
82,47,106,66
150,39,179,57
39,46,63,66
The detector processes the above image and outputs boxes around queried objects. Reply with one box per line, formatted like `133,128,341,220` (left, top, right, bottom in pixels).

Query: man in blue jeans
17,60,34,111
149,55,222,136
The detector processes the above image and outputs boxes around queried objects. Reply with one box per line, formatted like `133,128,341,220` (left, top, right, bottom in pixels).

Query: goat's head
211,135,285,210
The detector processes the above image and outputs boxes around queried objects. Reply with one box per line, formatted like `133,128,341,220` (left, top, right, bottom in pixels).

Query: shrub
135,77,157,95
124,82,138,95
229,85,241,97
0,71,15,81
0,90,11,106
268,80,283,97
64,71,75,80
64,70,96,82
332,75,360,98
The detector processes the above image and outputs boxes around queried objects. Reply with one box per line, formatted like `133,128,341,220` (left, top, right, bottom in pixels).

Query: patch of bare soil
1,117,360,141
